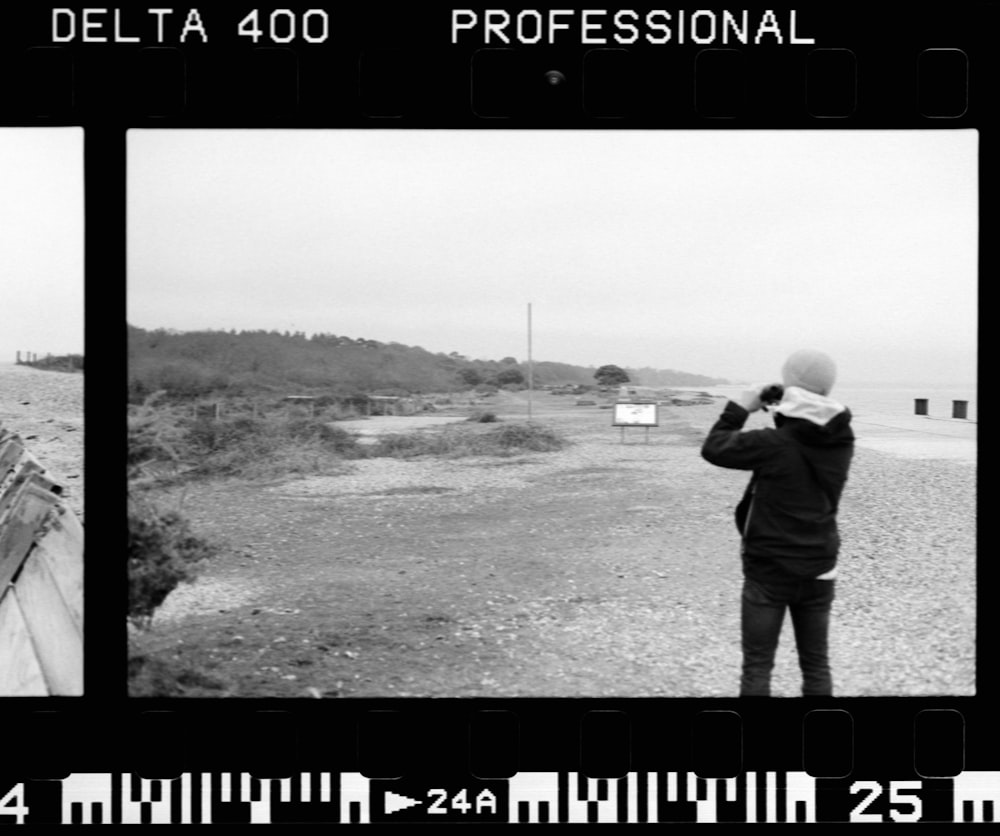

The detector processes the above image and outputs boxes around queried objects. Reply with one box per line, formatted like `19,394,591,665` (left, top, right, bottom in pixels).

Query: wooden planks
0,479,63,591
31,507,84,633
0,586,49,696
0,423,83,697
13,544,83,695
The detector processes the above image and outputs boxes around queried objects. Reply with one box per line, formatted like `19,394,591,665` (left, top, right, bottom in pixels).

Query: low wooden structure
283,395,317,417
0,424,83,696
368,395,424,416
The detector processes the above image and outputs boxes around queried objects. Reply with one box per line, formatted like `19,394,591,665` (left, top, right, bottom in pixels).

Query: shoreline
0,362,84,520
668,390,976,464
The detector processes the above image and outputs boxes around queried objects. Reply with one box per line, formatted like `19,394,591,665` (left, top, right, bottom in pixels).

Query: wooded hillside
127,325,726,401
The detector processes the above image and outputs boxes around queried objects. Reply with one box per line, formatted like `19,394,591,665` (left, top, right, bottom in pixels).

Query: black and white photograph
0,127,84,697
126,128,976,699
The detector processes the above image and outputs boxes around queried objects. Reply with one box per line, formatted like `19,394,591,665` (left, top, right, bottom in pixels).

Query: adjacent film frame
0,2,992,826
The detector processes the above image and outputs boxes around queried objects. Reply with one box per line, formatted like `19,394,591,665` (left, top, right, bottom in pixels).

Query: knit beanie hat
781,349,837,396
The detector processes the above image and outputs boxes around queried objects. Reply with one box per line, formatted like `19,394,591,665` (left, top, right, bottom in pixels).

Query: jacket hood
781,349,837,396
774,386,852,437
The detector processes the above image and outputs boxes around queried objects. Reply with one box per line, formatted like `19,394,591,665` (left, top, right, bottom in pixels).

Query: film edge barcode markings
2,770,995,824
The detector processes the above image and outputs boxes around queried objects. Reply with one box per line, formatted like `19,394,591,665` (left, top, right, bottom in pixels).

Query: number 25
850,780,923,823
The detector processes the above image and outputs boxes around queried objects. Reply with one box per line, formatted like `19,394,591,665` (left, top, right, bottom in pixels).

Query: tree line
127,325,726,402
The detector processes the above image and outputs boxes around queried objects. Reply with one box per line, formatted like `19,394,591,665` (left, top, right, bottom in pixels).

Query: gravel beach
0,362,84,521
136,392,976,698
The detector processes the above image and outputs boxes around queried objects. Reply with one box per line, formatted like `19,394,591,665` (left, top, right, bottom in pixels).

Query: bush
367,431,442,458
487,422,565,452
128,421,169,467
321,424,361,450
128,399,564,483
127,393,188,474
291,420,358,453
179,414,364,479
496,368,524,386
187,414,356,453
128,396,370,484
368,421,567,459
185,415,262,454
128,497,218,628
144,360,229,399
128,654,227,697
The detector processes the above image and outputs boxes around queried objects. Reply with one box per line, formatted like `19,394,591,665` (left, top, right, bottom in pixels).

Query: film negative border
0,1,993,827
0,5,989,127
0,699,996,823
0,769,993,824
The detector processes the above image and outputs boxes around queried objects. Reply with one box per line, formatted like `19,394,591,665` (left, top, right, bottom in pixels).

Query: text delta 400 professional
48,8,816,46
451,9,817,45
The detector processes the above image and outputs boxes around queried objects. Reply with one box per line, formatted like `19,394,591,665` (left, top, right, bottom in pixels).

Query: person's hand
735,387,762,413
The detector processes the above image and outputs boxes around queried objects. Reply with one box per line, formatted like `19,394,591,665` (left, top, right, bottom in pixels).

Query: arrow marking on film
385,790,422,814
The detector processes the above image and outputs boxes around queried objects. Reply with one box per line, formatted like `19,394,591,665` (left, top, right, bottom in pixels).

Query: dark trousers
740,576,836,697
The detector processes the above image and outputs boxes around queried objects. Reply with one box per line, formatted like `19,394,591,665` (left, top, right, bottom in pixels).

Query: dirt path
131,394,975,699
0,363,84,521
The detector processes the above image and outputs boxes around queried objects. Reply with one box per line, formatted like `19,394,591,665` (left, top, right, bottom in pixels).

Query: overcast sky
0,128,84,363
127,129,977,386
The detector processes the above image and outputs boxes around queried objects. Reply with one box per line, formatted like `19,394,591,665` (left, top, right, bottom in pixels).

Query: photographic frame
0,1,992,825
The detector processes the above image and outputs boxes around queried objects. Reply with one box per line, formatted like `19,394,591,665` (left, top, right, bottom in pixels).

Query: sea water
694,383,977,425
833,383,977,424
685,381,978,464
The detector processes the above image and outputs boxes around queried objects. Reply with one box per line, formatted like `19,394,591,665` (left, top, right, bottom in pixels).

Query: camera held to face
760,384,784,407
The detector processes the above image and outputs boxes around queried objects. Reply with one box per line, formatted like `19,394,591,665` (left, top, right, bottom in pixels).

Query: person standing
701,349,854,697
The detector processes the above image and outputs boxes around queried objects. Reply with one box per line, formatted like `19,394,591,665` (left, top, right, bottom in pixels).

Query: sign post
612,402,659,443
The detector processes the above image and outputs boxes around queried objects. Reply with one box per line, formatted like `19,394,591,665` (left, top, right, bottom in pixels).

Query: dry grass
129,395,571,487
367,421,568,459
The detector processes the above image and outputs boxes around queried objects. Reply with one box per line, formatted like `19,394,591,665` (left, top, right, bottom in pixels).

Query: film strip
0,1,993,826
4,702,997,823
0,770,994,824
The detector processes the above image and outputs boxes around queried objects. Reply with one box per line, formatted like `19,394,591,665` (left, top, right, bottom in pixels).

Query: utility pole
527,302,534,421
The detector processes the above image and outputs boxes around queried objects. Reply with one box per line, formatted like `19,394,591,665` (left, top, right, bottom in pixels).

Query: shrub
316,423,358,451
368,421,567,459
144,360,228,399
185,415,355,453
367,431,442,458
128,497,218,628
179,414,364,479
146,404,361,478
185,415,262,455
466,410,498,423
496,368,524,386
487,422,565,452
127,393,188,474
128,654,227,697
128,421,168,467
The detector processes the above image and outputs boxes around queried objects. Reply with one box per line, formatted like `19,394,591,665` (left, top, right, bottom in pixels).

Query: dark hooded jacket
701,386,855,582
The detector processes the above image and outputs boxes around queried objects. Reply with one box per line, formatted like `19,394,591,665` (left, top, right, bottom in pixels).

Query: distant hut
283,395,317,417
